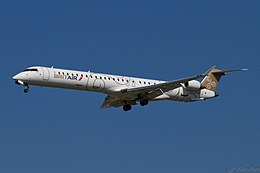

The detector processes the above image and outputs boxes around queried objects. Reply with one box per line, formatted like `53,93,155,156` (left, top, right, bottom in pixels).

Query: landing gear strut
140,99,149,106
123,104,132,111
14,80,29,93
24,85,29,93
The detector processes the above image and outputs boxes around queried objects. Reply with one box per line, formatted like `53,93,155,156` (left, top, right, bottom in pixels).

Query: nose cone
12,73,28,81
12,74,19,80
214,92,219,97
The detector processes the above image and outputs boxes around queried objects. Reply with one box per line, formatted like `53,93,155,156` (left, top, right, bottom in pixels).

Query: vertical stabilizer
201,67,224,91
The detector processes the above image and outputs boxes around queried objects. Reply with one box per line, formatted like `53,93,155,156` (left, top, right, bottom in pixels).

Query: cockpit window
23,68,38,72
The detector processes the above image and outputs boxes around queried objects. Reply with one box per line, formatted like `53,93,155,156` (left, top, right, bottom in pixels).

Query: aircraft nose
214,92,219,97
12,74,19,80
12,73,27,81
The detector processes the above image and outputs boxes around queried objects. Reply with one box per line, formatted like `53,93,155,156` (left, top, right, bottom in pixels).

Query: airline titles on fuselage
54,72,83,81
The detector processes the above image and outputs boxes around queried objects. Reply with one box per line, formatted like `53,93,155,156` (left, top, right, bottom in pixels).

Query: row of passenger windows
56,71,157,85
57,72,84,77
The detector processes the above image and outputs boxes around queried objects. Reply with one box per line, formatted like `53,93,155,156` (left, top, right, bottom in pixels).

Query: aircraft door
41,67,50,81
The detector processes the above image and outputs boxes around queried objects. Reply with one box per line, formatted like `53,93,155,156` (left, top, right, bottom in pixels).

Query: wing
100,95,137,108
120,66,216,98
100,66,215,108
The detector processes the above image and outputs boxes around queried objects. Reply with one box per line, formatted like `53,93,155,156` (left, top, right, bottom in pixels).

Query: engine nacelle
184,80,201,90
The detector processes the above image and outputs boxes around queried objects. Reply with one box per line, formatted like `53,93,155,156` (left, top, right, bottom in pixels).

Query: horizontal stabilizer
212,68,249,75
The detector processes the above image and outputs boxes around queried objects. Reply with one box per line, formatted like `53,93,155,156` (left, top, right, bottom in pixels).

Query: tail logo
206,77,216,89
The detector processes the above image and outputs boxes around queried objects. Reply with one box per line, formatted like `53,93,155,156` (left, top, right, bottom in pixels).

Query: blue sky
1,0,260,172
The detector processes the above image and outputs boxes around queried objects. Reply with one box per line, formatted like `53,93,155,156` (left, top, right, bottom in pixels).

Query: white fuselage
13,66,215,103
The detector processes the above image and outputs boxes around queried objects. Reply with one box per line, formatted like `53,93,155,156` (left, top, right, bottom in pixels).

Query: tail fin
201,66,248,91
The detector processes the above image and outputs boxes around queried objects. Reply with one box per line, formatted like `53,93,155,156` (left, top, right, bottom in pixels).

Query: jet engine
184,80,202,90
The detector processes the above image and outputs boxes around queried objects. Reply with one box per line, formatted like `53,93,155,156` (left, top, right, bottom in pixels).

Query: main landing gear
140,99,149,106
123,99,149,111
123,104,132,112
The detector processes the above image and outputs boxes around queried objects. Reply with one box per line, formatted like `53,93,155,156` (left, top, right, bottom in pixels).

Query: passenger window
122,79,124,82
86,75,88,78
76,74,78,76
117,79,120,81
148,82,150,85
108,77,110,80
90,76,93,78
67,73,69,75
144,82,146,84
139,81,141,84
95,76,97,79
62,72,64,75
100,76,102,79
104,77,106,80
113,78,115,81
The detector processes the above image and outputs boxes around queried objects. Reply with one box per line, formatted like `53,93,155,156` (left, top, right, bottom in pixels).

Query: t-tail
201,66,248,91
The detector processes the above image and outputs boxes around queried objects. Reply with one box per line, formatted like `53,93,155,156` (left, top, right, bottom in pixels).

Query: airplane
12,66,247,111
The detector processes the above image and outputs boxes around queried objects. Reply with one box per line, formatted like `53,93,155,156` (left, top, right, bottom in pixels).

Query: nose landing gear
14,80,30,93
24,85,29,93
